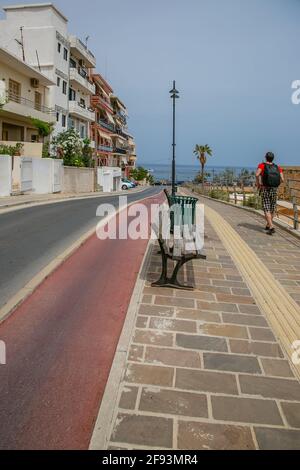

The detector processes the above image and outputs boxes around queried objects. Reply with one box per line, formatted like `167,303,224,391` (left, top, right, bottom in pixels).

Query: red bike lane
0,191,163,449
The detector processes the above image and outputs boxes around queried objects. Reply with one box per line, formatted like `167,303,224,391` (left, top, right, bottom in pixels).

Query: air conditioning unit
30,78,39,88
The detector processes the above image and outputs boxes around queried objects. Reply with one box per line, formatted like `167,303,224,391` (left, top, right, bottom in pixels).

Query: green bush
209,189,230,202
243,195,262,209
0,142,23,156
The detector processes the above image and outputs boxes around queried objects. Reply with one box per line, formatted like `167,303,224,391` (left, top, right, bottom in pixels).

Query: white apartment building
0,3,96,136
0,46,55,155
68,36,96,140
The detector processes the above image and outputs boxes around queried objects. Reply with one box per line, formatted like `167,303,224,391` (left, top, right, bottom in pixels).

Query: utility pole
169,81,179,196
20,27,25,62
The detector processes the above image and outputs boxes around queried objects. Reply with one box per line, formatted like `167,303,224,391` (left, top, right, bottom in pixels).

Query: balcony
4,91,54,122
97,120,115,132
113,147,127,155
70,66,95,94
69,36,96,68
91,95,113,113
69,101,95,122
98,145,113,152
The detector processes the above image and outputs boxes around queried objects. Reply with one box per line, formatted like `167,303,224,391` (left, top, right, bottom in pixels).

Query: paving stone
143,286,175,296
174,291,216,301
119,386,139,410
133,329,173,347
128,344,144,362
261,358,294,377
139,387,208,418
154,296,195,309
197,301,238,313
135,316,148,329
141,295,152,304
176,333,228,352
216,293,255,305
176,308,221,323
229,339,284,358
238,304,262,315
280,402,300,428
226,275,244,281
200,323,248,339
111,413,173,448
178,421,255,450
211,395,283,425
138,304,174,318
149,317,197,333
239,375,300,400
125,363,174,387
195,285,232,294
249,327,276,342
176,368,238,395
255,427,300,450
222,313,268,327
204,352,262,374
231,287,252,296
145,346,201,368
213,280,248,288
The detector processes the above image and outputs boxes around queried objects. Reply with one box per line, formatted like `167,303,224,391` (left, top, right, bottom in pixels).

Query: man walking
256,152,284,235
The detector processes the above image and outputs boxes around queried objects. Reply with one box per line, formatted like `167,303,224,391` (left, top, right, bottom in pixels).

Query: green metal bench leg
152,242,194,290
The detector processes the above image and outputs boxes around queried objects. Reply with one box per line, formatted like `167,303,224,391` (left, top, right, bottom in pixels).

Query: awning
106,111,115,124
97,129,112,142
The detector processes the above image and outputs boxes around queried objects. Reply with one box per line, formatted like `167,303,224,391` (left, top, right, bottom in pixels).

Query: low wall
279,166,300,204
0,141,43,157
63,166,96,193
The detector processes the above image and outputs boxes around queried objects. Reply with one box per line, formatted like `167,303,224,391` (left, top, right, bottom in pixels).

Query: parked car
121,179,135,190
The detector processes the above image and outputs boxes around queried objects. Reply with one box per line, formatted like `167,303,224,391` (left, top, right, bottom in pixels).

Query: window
80,125,86,139
79,98,86,108
57,76,60,87
34,91,42,111
56,112,60,122
62,114,66,127
63,48,68,61
62,80,67,95
70,58,76,69
69,88,76,101
9,79,21,102
57,42,61,53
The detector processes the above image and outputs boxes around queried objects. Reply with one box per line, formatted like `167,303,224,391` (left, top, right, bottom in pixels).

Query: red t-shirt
258,162,283,176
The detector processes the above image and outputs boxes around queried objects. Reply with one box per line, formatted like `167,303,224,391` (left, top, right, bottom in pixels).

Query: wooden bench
151,192,206,290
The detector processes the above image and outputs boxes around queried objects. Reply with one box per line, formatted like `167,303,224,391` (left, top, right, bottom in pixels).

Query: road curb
0,190,162,325
0,186,149,215
89,240,153,450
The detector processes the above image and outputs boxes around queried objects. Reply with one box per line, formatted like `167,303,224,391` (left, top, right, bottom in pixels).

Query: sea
142,164,256,183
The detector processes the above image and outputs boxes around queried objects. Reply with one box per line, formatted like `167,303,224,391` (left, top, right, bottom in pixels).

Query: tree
82,138,94,167
30,118,55,143
193,171,211,184
130,166,152,183
51,128,84,167
193,144,212,192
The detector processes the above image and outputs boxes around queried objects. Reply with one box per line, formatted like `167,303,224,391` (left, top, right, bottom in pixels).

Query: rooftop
3,3,68,22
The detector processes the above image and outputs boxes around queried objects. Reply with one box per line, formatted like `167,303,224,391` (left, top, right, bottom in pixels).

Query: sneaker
267,227,275,235
265,225,270,231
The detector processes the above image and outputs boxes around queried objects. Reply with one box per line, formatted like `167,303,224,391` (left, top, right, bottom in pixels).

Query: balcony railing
98,120,115,132
6,91,54,114
113,147,127,155
91,95,113,112
69,66,95,94
69,100,95,121
98,145,113,152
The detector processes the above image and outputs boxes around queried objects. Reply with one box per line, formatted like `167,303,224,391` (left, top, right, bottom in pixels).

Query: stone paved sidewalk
104,205,300,450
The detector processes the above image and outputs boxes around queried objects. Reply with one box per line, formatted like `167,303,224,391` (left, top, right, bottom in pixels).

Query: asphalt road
0,189,163,449
0,186,161,308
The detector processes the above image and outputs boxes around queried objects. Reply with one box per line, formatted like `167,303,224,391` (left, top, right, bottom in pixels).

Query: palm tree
193,144,212,191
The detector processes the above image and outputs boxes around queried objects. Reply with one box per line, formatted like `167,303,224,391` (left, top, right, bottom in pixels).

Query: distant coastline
141,163,256,182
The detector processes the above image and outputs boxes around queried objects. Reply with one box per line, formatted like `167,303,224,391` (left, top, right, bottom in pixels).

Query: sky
1,0,300,167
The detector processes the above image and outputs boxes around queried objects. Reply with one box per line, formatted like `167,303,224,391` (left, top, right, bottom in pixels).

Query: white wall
97,167,122,193
32,158,63,194
0,155,12,196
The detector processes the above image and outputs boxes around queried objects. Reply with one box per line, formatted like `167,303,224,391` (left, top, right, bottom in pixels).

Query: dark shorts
261,187,278,213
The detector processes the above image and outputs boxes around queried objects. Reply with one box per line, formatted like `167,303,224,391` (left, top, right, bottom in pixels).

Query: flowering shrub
51,128,85,167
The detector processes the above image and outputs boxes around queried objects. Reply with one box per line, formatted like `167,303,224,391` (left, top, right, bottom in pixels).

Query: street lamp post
169,81,179,196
